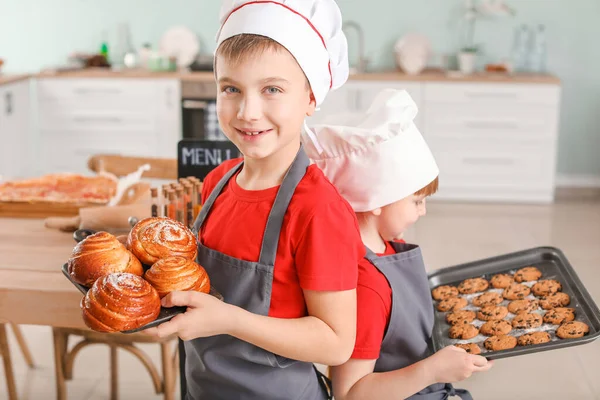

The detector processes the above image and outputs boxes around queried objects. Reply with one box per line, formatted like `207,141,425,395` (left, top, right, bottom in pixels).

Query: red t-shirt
351,241,399,360
200,158,364,318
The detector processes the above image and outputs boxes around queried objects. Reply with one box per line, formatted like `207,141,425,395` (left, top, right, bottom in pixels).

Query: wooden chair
0,323,35,400
52,328,178,400
51,154,180,400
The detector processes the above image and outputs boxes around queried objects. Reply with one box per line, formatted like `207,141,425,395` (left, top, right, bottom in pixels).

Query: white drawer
423,104,559,141
38,110,156,131
428,138,555,190
424,83,560,106
37,79,159,112
39,131,158,174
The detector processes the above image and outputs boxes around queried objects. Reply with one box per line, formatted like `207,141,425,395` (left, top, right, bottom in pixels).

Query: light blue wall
1,0,599,176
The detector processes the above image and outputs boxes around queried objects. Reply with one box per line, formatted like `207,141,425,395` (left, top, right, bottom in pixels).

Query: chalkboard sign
177,139,241,180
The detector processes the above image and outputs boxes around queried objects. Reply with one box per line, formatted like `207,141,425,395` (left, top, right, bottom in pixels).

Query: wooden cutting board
0,201,103,218
0,181,151,219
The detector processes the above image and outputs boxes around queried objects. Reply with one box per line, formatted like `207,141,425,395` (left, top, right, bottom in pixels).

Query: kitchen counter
36,68,216,82
0,218,86,329
350,69,561,84
34,68,561,85
0,74,31,86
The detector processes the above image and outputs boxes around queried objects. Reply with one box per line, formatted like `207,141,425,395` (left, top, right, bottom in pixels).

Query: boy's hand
424,345,493,383
145,291,237,340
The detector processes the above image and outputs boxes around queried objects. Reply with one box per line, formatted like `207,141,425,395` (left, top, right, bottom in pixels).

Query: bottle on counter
529,24,547,73
184,184,194,228
511,24,531,73
168,191,177,220
162,185,170,217
175,188,185,224
150,188,159,218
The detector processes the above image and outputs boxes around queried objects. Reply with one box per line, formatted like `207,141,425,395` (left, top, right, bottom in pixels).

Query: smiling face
215,35,316,162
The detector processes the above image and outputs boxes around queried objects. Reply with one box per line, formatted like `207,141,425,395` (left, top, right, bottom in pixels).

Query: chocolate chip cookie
458,278,489,294
480,319,512,336
484,334,517,351
503,283,531,300
454,343,482,355
508,299,540,315
532,280,562,297
490,273,514,289
472,291,504,307
517,331,551,346
556,321,589,339
477,305,509,321
511,313,543,329
449,324,480,340
431,285,459,301
446,310,477,326
540,292,571,310
543,308,576,325
514,266,542,283
437,297,468,312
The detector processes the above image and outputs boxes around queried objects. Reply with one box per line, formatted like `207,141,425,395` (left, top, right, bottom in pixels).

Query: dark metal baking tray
62,263,223,334
428,246,600,360
62,228,222,334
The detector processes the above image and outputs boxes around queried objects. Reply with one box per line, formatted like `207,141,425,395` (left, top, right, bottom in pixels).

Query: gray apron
367,242,472,400
185,147,330,400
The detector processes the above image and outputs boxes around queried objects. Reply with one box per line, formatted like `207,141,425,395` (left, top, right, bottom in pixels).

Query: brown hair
216,34,283,66
414,176,439,197
215,34,311,89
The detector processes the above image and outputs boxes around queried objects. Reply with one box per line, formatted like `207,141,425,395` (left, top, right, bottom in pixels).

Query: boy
303,89,493,400
149,1,364,399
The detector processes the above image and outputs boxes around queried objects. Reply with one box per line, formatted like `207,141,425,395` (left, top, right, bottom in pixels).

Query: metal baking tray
61,264,223,334
61,229,223,334
428,246,600,360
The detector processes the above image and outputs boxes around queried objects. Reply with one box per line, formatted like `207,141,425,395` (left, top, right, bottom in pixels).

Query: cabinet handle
462,157,515,166
463,120,519,130
464,91,518,99
166,87,173,109
5,92,12,116
73,116,123,123
73,88,122,95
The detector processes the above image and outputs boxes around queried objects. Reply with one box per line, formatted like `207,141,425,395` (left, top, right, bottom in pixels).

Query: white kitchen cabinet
0,80,31,180
306,79,561,204
307,80,423,128
423,82,561,203
35,78,181,175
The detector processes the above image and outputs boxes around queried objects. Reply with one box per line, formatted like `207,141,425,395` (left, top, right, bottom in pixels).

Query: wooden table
0,218,86,329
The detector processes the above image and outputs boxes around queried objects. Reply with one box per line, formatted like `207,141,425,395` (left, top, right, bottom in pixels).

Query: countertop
0,218,86,328
4,68,560,85
0,74,31,86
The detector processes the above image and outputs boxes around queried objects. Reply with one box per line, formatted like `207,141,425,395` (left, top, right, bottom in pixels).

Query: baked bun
81,272,161,332
68,231,143,287
128,217,197,265
144,256,210,298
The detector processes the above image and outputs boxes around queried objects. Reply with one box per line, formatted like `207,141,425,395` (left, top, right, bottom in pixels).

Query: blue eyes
221,86,282,95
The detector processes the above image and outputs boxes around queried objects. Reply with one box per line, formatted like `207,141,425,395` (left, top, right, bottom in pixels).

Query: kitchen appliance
181,81,226,141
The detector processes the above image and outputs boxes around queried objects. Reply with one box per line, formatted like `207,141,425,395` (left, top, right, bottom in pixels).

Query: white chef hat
215,0,349,106
303,89,439,212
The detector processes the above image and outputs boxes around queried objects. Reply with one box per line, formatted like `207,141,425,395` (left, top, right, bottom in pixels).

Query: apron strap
313,365,333,400
258,146,310,266
192,160,244,236
191,145,310,268
364,246,379,262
